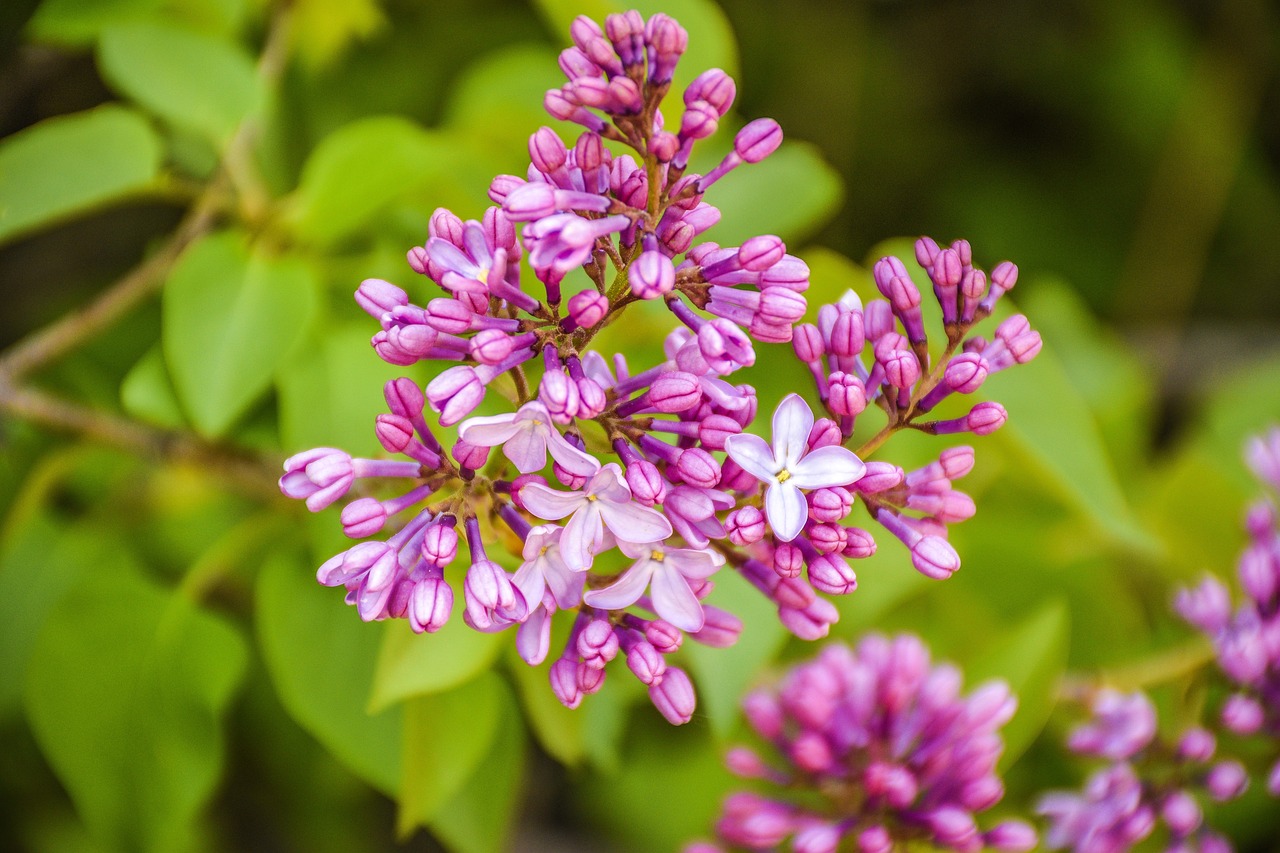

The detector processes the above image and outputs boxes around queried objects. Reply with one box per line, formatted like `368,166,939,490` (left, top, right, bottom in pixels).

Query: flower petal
650,562,706,632
518,482,584,520
542,548,583,608
457,412,522,448
504,425,548,473
724,433,777,482
765,482,807,541
582,559,654,611
511,558,548,611
559,503,602,571
788,446,867,490
772,393,814,468
598,499,673,543
516,606,552,665
589,463,632,503
668,547,725,580
545,427,602,476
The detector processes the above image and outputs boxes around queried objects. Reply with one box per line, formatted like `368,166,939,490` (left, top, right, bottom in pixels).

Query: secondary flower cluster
687,634,1036,852
278,9,1039,723
1037,690,1246,852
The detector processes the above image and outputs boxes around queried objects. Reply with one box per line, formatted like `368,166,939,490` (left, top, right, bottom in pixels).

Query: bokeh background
1,0,1279,851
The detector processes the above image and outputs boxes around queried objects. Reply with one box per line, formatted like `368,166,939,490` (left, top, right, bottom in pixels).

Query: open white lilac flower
583,539,725,632
724,393,866,540
459,401,599,475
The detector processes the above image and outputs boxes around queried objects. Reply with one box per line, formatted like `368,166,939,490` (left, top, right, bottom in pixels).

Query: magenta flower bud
984,821,1037,852
604,9,644,65
375,414,415,453
624,458,666,506
563,291,607,330
509,474,547,511
808,553,858,595
911,536,960,579
792,823,840,853
645,619,683,653
539,369,580,423
577,618,620,668
423,298,473,334
697,414,741,450
790,729,834,773
1268,760,1280,797
421,522,458,568
529,125,568,174
855,461,905,494
726,506,766,545
552,460,589,490
691,606,743,648
685,68,735,115
735,118,782,162
677,448,721,488
864,761,919,809
650,666,696,725
1220,693,1264,734
649,371,702,412
408,577,453,633
944,352,989,394
875,335,921,389
718,458,757,492
341,498,386,539
631,249,676,299
486,173,524,204
1176,727,1217,762
385,377,425,419
469,329,516,365
807,418,842,450
625,639,665,685
679,99,720,141
926,807,978,848
1238,543,1278,608
808,487,853,523
644,12,687,83
427,366,486,426
355,278,408,319
843,527,877,559
1161,790,1202,836
857,825,892,853
738,235,785,272
826,311,865,358
452,439,489,471
826,371,866,417
792,323,825,363
406,245,430,275
724,745,771,779
807,522,847,554
773,542,804,578
550,657,582,709
757,286,807,324
650,130,679,162
279,447,355,511
1174,576,1232,633
966,401,1007,435
1205,761,1248,801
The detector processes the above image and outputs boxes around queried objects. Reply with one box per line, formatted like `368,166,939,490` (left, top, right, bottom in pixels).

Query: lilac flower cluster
278,10,1038,724
688,634,1036,852
1037,690,1246,852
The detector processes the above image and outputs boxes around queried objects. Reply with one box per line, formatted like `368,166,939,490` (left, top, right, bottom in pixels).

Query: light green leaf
98,22,262,145
290,0,385,69
396,673,503,838
426,677,525,853
285,117,479,246
966,599,1070,770
441,44,564,157
120,344,187,429
0,105,161,245
368,616,505,713
255,548,402,794
505,614,587,767
24,560,247,853
26,0,164,45
685,568,788,740
702,141,844,247
162,230,320,438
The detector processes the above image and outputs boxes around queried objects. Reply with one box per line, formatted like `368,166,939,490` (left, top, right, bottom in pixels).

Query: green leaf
98,22,262,145
120,344,187,429
702,141,844,246
26,0,163,45
426,676,526,853
685,568,788,740
286,117,480,246
396,673,503,838
0,105,161,245
367,616,505,713
966,599,1070,770
290,0,385,69
506,615,587,767
441,44,564,157
162,230,320,438
23,559,247,853
255,548,402,794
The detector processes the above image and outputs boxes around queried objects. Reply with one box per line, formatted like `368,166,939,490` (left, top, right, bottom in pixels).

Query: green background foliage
1,0,1278,850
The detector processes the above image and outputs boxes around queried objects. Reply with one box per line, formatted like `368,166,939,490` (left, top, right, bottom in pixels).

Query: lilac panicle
278,8,1043,724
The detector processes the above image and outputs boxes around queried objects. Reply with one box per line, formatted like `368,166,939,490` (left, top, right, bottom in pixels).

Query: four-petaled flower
458,401,599,475
519,464,673,571
511,524,582,611
583,540,725,631
724,393,866,541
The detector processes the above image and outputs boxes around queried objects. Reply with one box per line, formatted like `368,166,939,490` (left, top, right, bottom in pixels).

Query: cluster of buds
687,634,1036,852
1038,690,1247,852
278,9,1039,724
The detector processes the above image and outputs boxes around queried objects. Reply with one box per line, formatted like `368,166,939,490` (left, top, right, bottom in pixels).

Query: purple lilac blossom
688,634,1035,852
277,9,1041,722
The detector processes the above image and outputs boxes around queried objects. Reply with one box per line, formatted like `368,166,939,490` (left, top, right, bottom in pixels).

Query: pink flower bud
470,329,517,365
735,118,782,162
726,506,766,545
911,536,960,579
807,553,857,595
827,371,867,417
649,666,696,724
843,527,877,558
568,289,608,327
649,371,702,412
421,522,458,568
341,498,386,538
677,448,721,488
409,577,453,633
773,542,804,578
631,249,676,299
375,414,415,453
944,352,988,393
966,401,1007,435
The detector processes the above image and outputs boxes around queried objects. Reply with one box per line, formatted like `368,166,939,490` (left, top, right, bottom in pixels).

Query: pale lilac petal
457,413,522,447
511,558,548,611
598,499,673,543
765,482,807,541
545,428,601,476
582,560,654,610
724,433,778,482
543,548,583,608
615,538,653,560
788,446,867,489
517,606,552,664
519,482,584,520
667,547,724,580
522,524,560,561
772,393,813,468
589,463,632,503
504,426,548,473
650,562,706,632
560,503,602,571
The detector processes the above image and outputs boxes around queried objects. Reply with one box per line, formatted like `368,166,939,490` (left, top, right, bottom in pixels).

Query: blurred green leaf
685,568,788,740
396,673,503,838
506,613,587,766
98,21,262,145
0,105,161,245
1192,353,1280,493
426,676,525,853
285,116,481,246
256,548,402,794
441,44,563,158
26,0,162,45
367,616,505,713
703,141,843,247
23,559,246,853
290,0,384,69
162,230,320,438
120,344,187,429
966,599,1070,770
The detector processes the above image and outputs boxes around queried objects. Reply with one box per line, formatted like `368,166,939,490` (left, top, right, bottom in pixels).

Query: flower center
776,468,792,483
650,550,665,561
586,495,598,502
